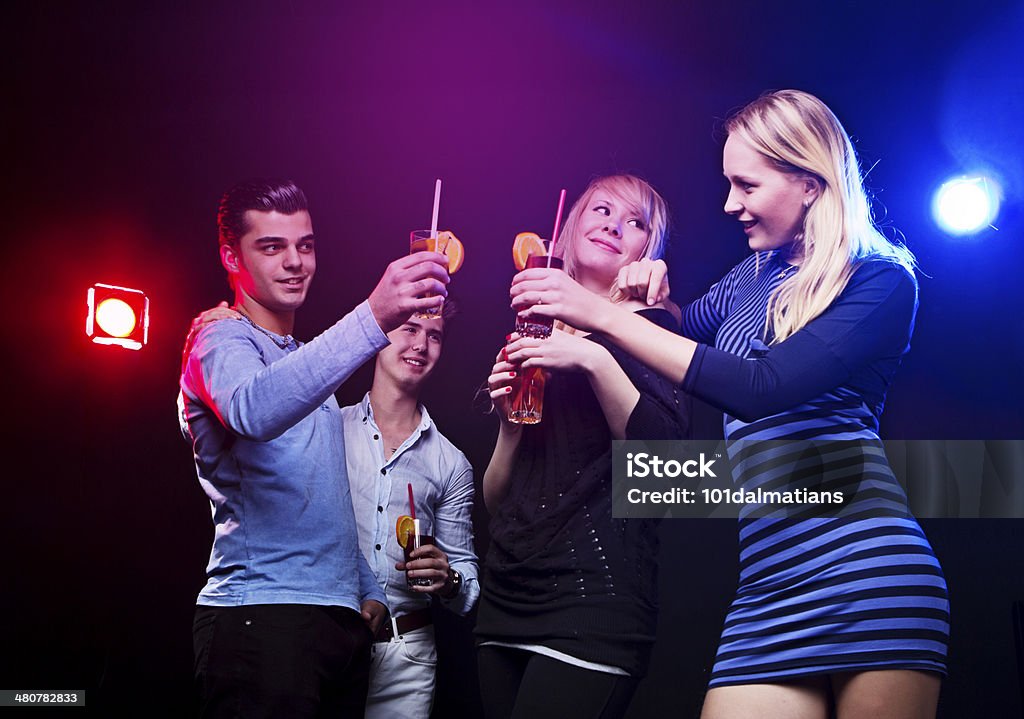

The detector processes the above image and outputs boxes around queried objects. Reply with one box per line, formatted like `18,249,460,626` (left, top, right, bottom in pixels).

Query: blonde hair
726,89,915,343
556,174,669,300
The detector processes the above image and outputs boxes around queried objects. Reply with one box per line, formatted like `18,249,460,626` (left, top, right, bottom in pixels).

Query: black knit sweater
476,309,690,677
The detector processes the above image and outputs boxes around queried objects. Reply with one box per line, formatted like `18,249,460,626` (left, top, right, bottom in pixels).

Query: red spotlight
86,283,149,350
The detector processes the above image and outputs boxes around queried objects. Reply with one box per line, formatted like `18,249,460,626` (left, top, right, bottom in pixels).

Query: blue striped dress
680,251,949,685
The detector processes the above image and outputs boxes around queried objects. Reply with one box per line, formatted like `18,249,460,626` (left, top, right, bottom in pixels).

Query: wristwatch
441,568,463,599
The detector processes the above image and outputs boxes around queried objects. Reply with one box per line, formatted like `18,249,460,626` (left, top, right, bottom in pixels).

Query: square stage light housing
86,283,150,350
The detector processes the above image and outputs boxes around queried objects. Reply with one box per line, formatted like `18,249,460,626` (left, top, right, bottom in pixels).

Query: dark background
4,1,1023,716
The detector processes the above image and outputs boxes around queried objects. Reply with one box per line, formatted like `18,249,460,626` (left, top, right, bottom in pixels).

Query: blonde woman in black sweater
476,175,690,719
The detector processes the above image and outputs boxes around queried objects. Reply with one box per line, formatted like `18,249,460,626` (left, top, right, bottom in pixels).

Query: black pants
477,645,639,719
193,604,373,719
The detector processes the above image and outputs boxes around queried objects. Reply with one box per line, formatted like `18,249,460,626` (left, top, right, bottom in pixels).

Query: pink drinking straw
547,188,567,268
407,483,417,521
430,179,442,239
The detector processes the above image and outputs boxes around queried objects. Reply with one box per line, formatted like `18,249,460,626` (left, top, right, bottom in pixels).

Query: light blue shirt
342,393,479,618
179,301,388,611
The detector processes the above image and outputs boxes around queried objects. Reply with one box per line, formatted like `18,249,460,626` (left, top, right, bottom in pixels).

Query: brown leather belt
374,607,433,642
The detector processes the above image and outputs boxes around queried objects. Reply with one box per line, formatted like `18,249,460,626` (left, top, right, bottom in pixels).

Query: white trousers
365,625,437,719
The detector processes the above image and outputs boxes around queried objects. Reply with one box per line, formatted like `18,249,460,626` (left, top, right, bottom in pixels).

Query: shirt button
377,506,383,513
380,469,386,475
373,434,379,440
375,544,381,550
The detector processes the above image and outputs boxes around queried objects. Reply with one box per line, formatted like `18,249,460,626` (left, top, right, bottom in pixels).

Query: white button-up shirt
342,393,479,618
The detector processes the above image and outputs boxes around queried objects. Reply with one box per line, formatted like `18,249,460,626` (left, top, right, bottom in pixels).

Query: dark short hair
217,178,308,247
440,296,459,325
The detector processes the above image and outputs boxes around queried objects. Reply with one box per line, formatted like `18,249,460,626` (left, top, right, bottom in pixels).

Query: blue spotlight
932,175,1001,235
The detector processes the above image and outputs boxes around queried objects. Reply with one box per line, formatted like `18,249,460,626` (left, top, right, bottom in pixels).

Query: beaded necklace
237,310,296,349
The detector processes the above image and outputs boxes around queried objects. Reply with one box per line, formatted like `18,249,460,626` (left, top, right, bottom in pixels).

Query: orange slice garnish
437,230,464,274
396,515,416,548
512,232,546,271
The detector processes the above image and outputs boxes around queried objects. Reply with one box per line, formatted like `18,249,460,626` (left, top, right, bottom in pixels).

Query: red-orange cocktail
515,253,565,339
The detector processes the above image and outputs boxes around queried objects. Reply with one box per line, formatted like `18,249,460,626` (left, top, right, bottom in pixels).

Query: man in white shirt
341,304,479,719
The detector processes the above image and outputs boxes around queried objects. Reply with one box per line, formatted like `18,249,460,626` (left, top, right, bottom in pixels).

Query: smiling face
569,185,651,289
221,209,316,330
375,316,444,394
722,134,818,258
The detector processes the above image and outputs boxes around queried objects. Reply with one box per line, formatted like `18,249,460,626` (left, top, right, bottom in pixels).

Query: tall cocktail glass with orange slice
508,232,562,425
512,233,563,339
409,230,464,319
396,515,434,587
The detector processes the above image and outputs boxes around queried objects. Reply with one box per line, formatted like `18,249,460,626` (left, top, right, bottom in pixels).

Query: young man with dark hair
179,178,450,718
342,300,479,719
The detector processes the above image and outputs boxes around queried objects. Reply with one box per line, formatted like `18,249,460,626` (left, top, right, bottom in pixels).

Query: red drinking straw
407,483,417,521
547,188,567,268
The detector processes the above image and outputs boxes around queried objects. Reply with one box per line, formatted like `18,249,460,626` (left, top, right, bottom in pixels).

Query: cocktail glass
403,517,435,587
410,230,450,319
515,241,564,338
508,365,547,425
